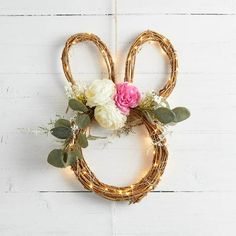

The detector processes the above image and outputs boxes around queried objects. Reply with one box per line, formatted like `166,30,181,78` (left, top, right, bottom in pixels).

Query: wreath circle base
71,110,168,204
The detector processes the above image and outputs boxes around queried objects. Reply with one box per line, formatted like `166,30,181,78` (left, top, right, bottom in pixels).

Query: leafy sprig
47,99,92,168
47,92,190,168
141,106,190,125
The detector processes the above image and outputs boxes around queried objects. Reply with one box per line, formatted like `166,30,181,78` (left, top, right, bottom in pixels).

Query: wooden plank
0,0,111,15
115,192,236,236
118,0,236,14
0,192,113,235
0,0,235,15
0,192,235,235
0,131,235,192
117,15,236,75
0,74,235,133
0,16,235,74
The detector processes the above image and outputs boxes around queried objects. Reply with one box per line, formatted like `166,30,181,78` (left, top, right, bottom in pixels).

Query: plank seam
0,13,235,17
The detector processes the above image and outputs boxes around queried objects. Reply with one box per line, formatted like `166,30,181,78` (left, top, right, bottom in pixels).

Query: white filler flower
94,103,127,130
85,79,116,107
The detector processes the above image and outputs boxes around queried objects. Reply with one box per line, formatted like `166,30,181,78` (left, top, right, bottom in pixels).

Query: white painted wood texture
0,0,236,235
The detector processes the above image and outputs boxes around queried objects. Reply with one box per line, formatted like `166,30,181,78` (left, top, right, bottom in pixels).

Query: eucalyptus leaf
55,118,71,128
172,107,190,122
47,149,65,168
68,99,88,112
50,127,72,139
153,107,176,124
76,114,91,128
77,133,88,148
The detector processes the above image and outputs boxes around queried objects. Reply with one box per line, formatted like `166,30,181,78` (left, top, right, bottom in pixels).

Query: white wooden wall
0,0,236,235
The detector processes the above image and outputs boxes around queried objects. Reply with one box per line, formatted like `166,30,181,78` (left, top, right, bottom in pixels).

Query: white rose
94,103,127,130
85,79,116,107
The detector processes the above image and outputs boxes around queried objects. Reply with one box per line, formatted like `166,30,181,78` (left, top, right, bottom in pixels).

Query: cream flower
85,79,116,107
94,103,127,130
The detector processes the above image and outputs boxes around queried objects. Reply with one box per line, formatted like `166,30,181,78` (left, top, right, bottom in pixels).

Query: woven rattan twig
125,30,178,98
61,33,115,84
61,30,177,203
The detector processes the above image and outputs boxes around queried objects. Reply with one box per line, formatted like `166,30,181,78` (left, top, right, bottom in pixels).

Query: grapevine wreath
46,30,190,203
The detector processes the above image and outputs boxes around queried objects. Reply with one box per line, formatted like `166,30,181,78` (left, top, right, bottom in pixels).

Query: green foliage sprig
140,106,190,125
47,91,190,168
47,99,101,168
138,91,190,125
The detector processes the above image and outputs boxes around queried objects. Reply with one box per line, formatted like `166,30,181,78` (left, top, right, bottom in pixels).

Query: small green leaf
47,149,65,168
50,127,72,139
68,99,88,112
87,135,107,140
63,151,77,167
153,107,176,124
77,133,88,148
55,118,71,128
172,107,191,122
76,114,91,128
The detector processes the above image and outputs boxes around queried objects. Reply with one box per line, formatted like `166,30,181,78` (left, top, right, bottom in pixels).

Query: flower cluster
81,79,141,130
47,79,190,168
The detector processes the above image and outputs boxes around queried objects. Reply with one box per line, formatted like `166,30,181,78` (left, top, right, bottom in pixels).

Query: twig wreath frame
46,30,190,204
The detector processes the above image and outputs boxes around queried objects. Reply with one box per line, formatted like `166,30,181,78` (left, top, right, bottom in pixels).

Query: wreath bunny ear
61,33,115,85
124,30,178,98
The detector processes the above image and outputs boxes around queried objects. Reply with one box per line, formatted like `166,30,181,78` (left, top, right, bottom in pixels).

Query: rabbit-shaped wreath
46,30,190,203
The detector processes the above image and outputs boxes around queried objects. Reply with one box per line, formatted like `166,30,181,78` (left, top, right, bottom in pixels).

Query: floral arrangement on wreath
47,79,190,168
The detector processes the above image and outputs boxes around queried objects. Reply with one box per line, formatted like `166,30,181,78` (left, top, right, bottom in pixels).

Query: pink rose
114,82,141,115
